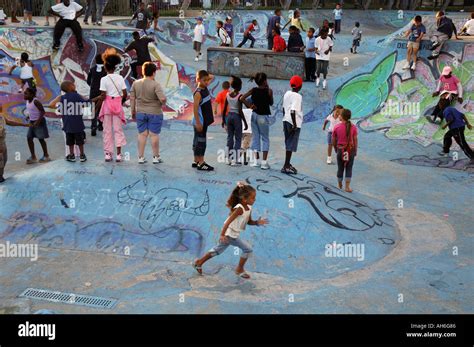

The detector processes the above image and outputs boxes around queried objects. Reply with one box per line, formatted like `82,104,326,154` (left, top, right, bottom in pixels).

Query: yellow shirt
291,18,305,32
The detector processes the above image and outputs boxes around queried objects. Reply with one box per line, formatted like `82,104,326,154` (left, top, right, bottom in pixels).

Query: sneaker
105,152,112,162
402,61,411,69
250,160,260,167
411,62,416,70
66,154,76,162
97,21,102,26
98,124,103,131
116,154,122,162
197,162,214,171
84,20,89,25
260,161,270,170
438,151,448,157
194,57,199,62
350,47,353,53
11,18,20,23
316,78,320,87
0,176,5,183
353,51,358,54
44,21,50,26
427,53,439,60
429,42,440,51
39,156,51,163
26,157,38,164
192,161,198,168
29,21,37,26
138,157,147,164
327,156,332,164
80,154,87,162
322,79,327,90
230,160,242,166
152,156,163,164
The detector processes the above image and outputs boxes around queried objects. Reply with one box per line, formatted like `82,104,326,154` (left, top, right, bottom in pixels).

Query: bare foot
338,183,343,189
236,270,250,279
345,187,353,193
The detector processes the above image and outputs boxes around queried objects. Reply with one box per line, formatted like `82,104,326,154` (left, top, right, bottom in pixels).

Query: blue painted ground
0,11,472,314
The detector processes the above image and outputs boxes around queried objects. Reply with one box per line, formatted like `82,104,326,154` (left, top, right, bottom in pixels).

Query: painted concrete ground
0,11,473,314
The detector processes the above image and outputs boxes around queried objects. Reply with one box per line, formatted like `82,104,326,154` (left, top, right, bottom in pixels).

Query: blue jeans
84,0,98,23
97,0,108,22
209,236,253,259
251,112,270,152
226,112,242,161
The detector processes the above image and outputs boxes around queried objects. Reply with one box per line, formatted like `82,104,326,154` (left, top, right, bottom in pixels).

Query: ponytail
227,182,256,210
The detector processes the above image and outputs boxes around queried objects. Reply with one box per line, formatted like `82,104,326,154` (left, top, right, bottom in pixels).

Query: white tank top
225,203,252,239
20,64,33,79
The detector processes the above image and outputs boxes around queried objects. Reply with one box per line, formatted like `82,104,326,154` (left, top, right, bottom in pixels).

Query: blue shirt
305,36,316,58
60,92,86,134
333,9,343,20
443,107,466,130
193,87,214,127
409,24,426,42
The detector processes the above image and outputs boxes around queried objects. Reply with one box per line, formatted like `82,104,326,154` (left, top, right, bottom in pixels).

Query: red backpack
273,35,286,52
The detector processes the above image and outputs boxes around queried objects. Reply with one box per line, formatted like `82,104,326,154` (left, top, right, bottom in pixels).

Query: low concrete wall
207,47,305,80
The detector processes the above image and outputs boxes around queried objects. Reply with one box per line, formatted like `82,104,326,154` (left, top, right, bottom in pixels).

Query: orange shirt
215,89,230,116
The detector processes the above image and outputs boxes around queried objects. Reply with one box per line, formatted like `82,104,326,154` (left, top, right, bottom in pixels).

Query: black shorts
66,132,85,146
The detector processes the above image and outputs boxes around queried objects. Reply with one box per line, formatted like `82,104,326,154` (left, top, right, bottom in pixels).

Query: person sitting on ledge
49,0,85,52
287,26,305,53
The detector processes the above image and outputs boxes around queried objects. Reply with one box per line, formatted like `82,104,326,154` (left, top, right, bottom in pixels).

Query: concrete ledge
207,47,305,80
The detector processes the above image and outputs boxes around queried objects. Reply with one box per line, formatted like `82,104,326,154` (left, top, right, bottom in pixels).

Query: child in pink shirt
431,66,463,123
332,109,358,193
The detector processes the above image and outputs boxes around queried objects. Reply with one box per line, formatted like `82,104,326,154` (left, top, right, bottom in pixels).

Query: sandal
236,271,250,279
192,260,202,275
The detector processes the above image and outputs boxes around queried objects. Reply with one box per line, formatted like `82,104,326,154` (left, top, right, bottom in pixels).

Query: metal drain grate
19,288,117,309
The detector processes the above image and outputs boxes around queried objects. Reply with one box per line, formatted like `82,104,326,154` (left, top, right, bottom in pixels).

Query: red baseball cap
290,75,303,88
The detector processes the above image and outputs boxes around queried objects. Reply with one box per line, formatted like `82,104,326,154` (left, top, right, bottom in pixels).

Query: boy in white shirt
193,17,206,62
315,29,333,90
459,12,474,36
322,105,343,164
281,75,303,175
49,0,85,52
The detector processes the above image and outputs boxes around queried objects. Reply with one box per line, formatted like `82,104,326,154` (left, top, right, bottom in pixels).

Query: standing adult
84,0,99,25
96,0,109,26
125,31,154,79
49,0,85,52
10,1,22,23
428,11,460,60
266,8,282,50
130,62,167,164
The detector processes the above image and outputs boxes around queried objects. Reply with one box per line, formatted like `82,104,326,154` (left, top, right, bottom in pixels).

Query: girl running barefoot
193,182,268,279
332,109,358,193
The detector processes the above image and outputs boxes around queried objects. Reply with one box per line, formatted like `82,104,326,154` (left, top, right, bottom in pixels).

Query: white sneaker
250,160,260,167
194,57,199,62
316,78,320,87
411,62,416,70
261,161,270,170
326,156,332,164
323,79,327,90
402,61,411,69
152,156,163,164
138,157,147,164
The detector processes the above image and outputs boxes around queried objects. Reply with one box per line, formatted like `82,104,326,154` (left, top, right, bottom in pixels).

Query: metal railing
0,0,470,18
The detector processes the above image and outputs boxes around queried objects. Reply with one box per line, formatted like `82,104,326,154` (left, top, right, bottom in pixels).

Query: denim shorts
283,121,300,152
23,0,33,13
327,131,333,145
136,113,163,134
27,119,49,139
209,236,253,259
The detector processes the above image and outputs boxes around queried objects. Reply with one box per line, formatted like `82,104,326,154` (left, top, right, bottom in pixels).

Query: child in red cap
281,75,303,174
430,65,463,123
